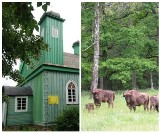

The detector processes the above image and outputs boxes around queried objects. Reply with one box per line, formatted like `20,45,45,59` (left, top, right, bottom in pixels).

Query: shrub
55,107,79,131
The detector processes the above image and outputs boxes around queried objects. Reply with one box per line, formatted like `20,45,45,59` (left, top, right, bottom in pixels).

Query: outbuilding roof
72,40,80,48
3,86,33,96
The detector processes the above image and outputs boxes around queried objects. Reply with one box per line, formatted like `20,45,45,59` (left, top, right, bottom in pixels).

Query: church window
66,80,78,104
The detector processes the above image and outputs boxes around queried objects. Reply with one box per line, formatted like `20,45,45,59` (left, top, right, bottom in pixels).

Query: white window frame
15,96,28,112
66,80,78,104
52,26,58,38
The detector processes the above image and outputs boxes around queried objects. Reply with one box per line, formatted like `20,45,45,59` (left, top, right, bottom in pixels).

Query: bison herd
85,89,159,113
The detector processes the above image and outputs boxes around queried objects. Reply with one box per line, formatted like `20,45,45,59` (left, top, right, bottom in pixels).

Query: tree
90,2,100,93
81,2,158,91
2,2,50,82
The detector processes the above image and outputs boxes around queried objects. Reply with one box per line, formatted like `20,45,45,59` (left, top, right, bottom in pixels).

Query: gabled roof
3,86,33,96
64,52,79,69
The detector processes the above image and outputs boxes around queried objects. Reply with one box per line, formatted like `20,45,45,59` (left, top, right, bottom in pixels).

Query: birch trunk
90,2,100,93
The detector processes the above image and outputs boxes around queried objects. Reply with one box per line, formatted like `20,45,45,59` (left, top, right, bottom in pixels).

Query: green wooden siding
22,73,43,125
73,45,79,55
20,15,64,79
20,70,79,125
6,96,33,126
42,70,79,123
40,16,64,65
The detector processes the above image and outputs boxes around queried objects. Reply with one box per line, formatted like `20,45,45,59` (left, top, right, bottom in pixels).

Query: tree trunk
132,70,137,89
150,71,154,90
90,2,100,95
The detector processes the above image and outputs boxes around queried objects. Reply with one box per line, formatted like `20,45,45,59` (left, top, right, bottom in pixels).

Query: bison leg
133,106,136,112
155,105,159,112
111,102,114,108
150,105,153,111
108,103,110,108
144,104,148,111
108,101,114,108
129,106,132,112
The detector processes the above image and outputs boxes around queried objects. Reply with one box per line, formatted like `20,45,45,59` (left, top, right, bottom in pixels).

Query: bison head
123,93,131,103
92,90,100,100
85,104,88,109
92,90,101,106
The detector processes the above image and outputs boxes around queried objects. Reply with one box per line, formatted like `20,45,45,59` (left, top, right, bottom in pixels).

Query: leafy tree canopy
100,58,157,84
81,2,158,90
2,2,50,82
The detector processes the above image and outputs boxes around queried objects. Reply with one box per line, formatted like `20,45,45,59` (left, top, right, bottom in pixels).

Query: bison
123,90,149,112
85,103,94,112
150,95,159,112
92,89,115,108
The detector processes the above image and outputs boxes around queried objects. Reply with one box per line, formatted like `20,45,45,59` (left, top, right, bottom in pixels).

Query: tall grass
81,89,159,131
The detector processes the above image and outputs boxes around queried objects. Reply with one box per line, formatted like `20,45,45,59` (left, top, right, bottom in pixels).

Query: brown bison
150,95,159,112
92,89,115,108
123,90,149,112
85,103,94,112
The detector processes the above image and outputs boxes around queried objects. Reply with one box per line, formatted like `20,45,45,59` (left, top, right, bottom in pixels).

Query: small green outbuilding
2,86,33,126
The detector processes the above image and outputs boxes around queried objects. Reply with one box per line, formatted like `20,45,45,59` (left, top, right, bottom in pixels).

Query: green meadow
81,89,159,131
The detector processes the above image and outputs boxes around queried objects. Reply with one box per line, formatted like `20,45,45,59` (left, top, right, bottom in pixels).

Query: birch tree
90,2,100,93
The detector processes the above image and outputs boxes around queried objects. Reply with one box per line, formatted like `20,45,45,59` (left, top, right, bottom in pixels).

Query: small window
15,96,28,112
52,27,58,38
66,80,78,104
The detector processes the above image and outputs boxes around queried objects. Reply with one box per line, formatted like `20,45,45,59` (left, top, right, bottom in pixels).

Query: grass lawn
2,124,56,131
81,89,159,131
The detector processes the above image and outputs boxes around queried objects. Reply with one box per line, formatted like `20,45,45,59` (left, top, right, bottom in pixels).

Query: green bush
55,107,79,131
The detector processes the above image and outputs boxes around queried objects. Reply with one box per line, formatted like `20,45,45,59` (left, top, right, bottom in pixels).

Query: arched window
66,80,78,104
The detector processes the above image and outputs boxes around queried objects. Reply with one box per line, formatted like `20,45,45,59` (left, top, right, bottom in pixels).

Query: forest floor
81,89,159,131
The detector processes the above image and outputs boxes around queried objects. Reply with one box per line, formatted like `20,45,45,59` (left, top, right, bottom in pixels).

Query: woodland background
81,2,159,91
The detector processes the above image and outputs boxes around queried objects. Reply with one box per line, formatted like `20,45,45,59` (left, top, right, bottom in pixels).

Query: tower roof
39,11,65,24
72,40,80,48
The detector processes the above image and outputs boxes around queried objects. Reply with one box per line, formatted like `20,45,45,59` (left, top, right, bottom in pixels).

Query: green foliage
2,95,9,103
81,90,159,131
81,2,158,90
81,62,92,90
100,58,157,84
2,2,50,82
55,107,79,131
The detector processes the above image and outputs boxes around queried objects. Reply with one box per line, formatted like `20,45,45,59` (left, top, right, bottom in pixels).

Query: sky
2,1,81,86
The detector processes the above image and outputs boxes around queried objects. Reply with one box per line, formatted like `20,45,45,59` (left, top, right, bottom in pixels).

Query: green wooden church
3,11,79,126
